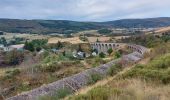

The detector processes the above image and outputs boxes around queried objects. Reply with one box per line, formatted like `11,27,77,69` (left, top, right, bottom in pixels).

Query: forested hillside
0,17,170,34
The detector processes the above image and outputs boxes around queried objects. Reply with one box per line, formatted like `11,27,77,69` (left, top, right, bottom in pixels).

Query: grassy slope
69,42,170,100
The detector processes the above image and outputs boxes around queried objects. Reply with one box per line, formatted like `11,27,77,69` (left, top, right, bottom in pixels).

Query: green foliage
98,28,112,34
24,39,47,52
39,88,72,100
88,73,102,84
79,35,88,42
107,48,113,55
70,86,122,100
123,54,170,84
24,41,35,52
114,51,121,58
8,37,24,45
120,34,170,48
3,69,20,79
4,50,24,65
96,38,100,42
0,37,7,46
99,52,105,58
108,64,122,76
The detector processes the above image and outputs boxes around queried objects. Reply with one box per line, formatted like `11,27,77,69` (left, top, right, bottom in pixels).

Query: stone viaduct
90,42,124,53
90,42,147,55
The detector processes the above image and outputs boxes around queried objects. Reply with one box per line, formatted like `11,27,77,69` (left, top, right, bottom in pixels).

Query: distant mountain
102,17,170,28
0,17,170,34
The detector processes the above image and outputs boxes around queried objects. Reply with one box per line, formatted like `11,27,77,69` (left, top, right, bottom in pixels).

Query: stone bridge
6,43,148,100
127,44,148,55
90,42,147,55
90,42,125,53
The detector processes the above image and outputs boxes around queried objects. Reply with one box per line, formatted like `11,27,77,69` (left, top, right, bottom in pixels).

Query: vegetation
99,52,105,58
24,39,47,52
98,28,112,34
39,88,72,100
70,79,170,100
0,37,7,46
4,50,24,65
120,34,170,48
88,73,103,85
1,18,170,34
123,54,170,84
114,51,122,58
107,48,113,55
108,64,122,76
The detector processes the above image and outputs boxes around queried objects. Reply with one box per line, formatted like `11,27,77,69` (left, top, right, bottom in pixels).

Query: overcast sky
0,0,169,21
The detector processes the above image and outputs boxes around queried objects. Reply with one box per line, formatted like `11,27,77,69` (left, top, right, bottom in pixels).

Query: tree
77,44,83,52
107,48,113,55
98,28,112,34
24,41,35,52
96,38,100,42
36,47,42,52
0,37,7,46
4,50,24,65
99,52,105,58
115,51,121,58
62,51,66,56
57,41,63,49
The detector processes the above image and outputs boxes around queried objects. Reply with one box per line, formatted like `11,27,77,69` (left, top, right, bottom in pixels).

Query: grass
88,73,103,85
39,88,72,100
107,63,122,76
69,79,170,100
122,54,170,84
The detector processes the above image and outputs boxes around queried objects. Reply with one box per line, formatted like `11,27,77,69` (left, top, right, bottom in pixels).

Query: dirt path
66,57,150,98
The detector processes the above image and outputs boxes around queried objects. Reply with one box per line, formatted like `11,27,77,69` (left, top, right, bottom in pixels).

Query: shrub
40,62,60,72
70,87,122,100
108,64,122,76
39,88,72,100
107,48,113,55
88,73,102,84
99,52,105,58
122,54,170,84
3,69,20,79
114,51,121,58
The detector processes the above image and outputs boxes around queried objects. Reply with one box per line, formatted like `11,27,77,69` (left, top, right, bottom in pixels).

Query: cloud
0,0,169,21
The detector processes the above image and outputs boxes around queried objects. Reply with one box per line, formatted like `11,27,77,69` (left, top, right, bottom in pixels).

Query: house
9,44,25,51
51,48,62,53
92,52,97,56
77,51,86,58
38,49,45,54
0,44,11,52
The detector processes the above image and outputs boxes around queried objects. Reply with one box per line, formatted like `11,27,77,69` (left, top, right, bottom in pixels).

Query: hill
103,17,170,28
0,17,170,34
155,26,170,33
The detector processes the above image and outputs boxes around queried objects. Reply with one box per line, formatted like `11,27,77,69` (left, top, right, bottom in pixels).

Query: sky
0,0,170,21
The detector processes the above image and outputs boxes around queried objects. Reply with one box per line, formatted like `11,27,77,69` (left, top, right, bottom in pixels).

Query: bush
114,51,121,58
108,64,122,76
39,88,72,100
123,54,170,84
4,50,24,65
39,62,60,72
107,48,113,55
70,86,122,100
3,69,20,79
99,52,105,58
88,73,102,84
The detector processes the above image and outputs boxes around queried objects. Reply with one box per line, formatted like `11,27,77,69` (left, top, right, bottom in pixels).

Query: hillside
0,17,170,34
103,17,170,28
155,26,170,33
